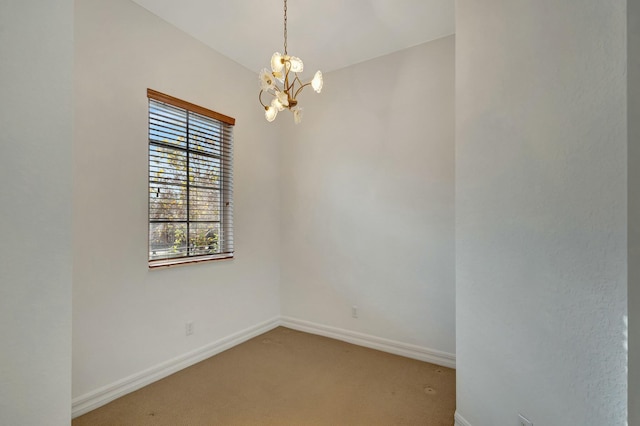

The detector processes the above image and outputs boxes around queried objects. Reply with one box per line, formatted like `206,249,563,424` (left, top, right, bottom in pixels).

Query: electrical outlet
352,305,358,318
185,321,194,336
518,414,532,426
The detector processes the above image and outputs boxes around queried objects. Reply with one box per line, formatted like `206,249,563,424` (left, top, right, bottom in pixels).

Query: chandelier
258,0,323,124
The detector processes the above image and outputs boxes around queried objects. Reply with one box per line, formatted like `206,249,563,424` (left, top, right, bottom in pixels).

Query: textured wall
73,0,281,400
629,0,640,423
279,36,456,355
456,1,627,425
0,1,73,424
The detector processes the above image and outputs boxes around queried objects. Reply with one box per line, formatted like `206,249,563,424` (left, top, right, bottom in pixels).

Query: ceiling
130,0,455,75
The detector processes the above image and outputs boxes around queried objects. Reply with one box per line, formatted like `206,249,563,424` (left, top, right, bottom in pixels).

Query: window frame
147,89,235,268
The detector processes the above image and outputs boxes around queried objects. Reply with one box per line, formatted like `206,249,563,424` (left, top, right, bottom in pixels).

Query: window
147,89,235,267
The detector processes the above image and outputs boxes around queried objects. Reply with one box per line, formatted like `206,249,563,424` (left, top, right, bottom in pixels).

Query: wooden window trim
147,88,236,126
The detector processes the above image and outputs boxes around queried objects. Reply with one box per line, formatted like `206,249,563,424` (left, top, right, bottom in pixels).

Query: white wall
73,0,281,402
0,1,73,425
456,1,627,425
629,0,640,423
279,37,456,355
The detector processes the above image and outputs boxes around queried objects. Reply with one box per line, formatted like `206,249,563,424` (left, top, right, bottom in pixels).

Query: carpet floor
73,327,455,425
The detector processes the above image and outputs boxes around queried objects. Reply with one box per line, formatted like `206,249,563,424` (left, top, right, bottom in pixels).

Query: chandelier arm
286,73,303,95
284,65,292,93
293,80,312,99
258,90,268,108
286,75,297,95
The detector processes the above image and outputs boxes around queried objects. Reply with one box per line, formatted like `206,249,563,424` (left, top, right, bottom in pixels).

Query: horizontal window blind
147,89,234,267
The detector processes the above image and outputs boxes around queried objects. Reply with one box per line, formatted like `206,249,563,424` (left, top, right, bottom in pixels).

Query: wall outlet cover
185,321,194,336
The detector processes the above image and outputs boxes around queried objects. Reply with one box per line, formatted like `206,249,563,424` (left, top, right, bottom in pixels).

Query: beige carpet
73,327,455,425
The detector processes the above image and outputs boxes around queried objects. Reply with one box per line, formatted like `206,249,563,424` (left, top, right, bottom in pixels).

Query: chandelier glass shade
259,0,323,124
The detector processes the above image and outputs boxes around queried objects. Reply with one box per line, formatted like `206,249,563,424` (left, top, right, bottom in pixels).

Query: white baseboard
455,411,473,426
73,315,456,418
279,316,456,369
71,317,280,418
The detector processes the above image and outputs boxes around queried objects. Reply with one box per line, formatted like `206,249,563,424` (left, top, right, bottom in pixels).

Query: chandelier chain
283,0,288,55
